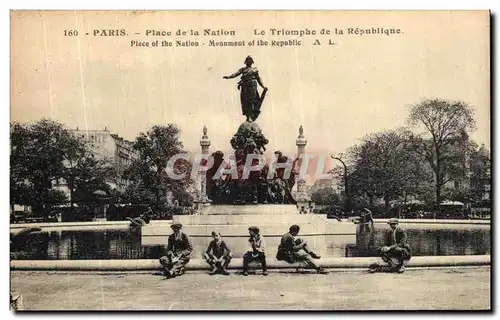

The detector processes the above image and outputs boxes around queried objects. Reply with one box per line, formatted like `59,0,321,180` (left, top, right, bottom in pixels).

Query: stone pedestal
141,205,356,258
197,204,298,215
193,200,212,215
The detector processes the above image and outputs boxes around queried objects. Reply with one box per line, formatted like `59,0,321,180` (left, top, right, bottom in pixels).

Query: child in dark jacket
159,223,193,278
242,226,267,276
203,231,232,275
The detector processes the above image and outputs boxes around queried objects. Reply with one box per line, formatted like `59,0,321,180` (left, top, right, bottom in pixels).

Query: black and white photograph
9,10,491,311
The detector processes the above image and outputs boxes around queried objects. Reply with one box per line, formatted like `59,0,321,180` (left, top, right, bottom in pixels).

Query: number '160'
64,30,78,36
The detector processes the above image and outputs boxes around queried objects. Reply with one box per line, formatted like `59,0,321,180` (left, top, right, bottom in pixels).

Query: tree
11,120,73,215
71,155,116,205
10,122,32,209
346,128,432,211
469,142,491,202
10,119,116,216
50,127,115,210
311,187,341,207
408,99,476,205
124,124,193,208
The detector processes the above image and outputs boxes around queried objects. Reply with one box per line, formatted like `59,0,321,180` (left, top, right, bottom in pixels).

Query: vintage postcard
10,10,490,311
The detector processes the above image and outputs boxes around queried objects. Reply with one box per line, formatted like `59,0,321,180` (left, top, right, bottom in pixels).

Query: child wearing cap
159,223,193,278
203,231,232,275
242,226,267,276
276,224,328,274
374,218,411,273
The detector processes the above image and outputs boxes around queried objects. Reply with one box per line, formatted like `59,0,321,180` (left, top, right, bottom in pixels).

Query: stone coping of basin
11,220,131,229
10,220,173,233
10,255,490,271
10,218,490,234
372,219,490,225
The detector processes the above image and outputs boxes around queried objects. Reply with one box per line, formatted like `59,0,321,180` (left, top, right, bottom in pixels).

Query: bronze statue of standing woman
223,56,268,122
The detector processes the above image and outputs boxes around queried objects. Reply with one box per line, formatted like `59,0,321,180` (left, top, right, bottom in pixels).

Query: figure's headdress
245,56,254,64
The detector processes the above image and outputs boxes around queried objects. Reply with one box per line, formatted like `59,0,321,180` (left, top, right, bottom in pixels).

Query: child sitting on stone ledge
159,223,193,279
276,224,328,274
203,231,232,275
369,218,411,274
242,226,267,276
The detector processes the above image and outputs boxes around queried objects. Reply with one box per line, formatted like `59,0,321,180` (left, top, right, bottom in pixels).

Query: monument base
197,204,299,215
141,205,356,258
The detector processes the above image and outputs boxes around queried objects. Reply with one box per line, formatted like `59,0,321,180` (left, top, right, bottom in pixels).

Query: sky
11,11,490,162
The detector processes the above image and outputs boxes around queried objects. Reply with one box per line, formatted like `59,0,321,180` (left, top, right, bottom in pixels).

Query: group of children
159,218,412,278
159,223,328,278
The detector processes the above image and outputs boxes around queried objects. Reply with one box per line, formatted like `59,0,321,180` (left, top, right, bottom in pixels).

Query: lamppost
330,154,350,213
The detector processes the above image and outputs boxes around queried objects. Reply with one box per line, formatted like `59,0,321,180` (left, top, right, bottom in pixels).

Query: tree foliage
10,119,115,216
71,155,116,204
468,142,491,202
123,124,193,207
310,186,341,206
346,128,433,210
408,98,476,204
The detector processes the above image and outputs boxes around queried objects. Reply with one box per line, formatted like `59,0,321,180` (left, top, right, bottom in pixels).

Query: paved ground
11,267,490,311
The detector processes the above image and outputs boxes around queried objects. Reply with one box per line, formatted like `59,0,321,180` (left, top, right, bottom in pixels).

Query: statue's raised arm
223,56,268,122
223,68,243,79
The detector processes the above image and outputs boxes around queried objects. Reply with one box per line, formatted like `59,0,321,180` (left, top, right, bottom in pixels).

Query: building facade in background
53,128,138,199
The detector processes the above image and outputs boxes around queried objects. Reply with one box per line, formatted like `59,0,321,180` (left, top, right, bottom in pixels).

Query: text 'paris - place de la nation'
69,27,403,48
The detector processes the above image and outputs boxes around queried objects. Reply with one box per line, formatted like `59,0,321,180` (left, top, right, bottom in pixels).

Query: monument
201,55,298,205
142,56,356,258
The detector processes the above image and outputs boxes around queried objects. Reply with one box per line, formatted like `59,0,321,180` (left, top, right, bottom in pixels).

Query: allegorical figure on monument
223,56,268,122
